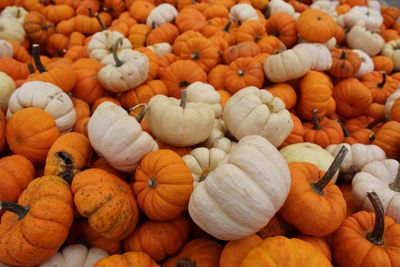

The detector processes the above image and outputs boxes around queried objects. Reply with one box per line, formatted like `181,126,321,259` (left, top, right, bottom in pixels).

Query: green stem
366,192,385,245
180,90,187,109
0,201,29,220
112,38,124,67
312,108,321,130
32,44,46,73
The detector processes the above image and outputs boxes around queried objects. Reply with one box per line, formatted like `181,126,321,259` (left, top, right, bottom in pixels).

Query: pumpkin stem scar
112,38,125,67
366,192,385,245
88,7,93,17
337,120,350,137
190,51,200,60
95,12,107,31
128,103,147,123
180,89,188,109
311,108,321,130
16,8,21,18
340,50,347,60
148,176,157,188
369,133,376,142
177,257,197,267
179,81,190,88
377,72,387,89
56,151,75,184
367,115,388,129
312,146,348,194
32,44,47,73
389,164,400,192
0,201,29,220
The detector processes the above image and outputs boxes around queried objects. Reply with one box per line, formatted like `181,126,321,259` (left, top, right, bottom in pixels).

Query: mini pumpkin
361,71,399,104
88,30,131,61
382,39,400,71
186,82,222,118
265,12,297,48
329,48,361,78
296,9,336,43
346,25,385,56
219,234,263,267
94,251,160,267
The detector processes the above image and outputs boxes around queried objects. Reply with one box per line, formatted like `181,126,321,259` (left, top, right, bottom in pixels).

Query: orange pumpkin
223,41,260,64
265,12,298,48
294,235,332,262
43,4,75,23
0,58,30,81
257,35,285,54
119,80,168,110
129,23,152,48
337,182,358,215
296,9,336,43
201,17,237,46
373,55,394,74
339,120,374,145
129,0,155,23
0,110,5,153
23,11,55,45
235,20,266,44
266,83,297,110
372,120,400,160
146,23,180,45
329,48,361,78
73,117,89,137
382,6,400,28
280,113,305,148
208,64,229,90
8,40,31,63
46,33,69,57
135,47,159,80
94,251,160,267
219,235,263,267
361,71,399,104
175,7,207,32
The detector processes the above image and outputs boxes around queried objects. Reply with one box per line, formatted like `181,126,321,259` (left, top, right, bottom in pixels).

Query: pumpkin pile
1,0,400,266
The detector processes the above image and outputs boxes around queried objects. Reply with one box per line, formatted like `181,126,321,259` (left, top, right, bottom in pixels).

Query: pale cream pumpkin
6,81,77,132
202,119,238,153
385,88,400,118
368,0,381,10
0,40,13,58
0,17,25,43
88,101,158,172
189,135,291,240
294,43,332,71
280,142,339,182
352,159,400,223
186,82,222,118
264,46,312,83
0,6,27,25
229,3,259,24
310,1,339,18
38,244,108,267
88,31,132,61
381,40,400,71
267,0,297,19
146,91,215,147
146,42,172,57
183,147,227,187
337,6,382,31
146,3,178,28
223,87,293,147
0,72,16,113
353,49,374,78
346,25,384,56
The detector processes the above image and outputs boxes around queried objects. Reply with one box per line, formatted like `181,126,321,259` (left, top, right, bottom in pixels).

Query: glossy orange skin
297,9,336,43
265,13,298,48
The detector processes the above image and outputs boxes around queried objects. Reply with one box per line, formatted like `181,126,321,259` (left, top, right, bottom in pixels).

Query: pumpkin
0,72,15,113
346,25,385,56
257,213,293,238
183,147,227,187
98,40,149,93
23,11,55,45
265,12,297,48
229,3,259,24
129,1,155,23
331,192,400,267
223,41,260,64
267,0,296,19
361,71,399,104
382,39,400,72
372,121,400,160
223,87,293,147
294,43,332,72
382,6,400,28
189,135,291,240
333,77,373,118
0,109,5,153
133,149,193,220
123,215,190,261
186,82,222,118
175,7,207,32
119,80,168,110
6,81,77,133
0,58,30,82
265,83,296,110
280,146,348,236
256,35,285,55
201,18,237,46
372,55,394,74
280,142,339,183
0,155,34,203
280,113,304,148
163,238,222,267
6,107,60,164
88,30,131,62
208,64,229,91
264,46,312,83
303,109,344,148
296,71,335,120
337,6,382,31
0,17,25,43
88,101,158,172
329,48,361,78
339,120,375,145
235,20,266,44
296,9,336,43
146,3,178,28
0,6,28,24
240,236,331,267
202,119,237,153
353,49,374,78
44,132,92,183
72,168,140,240
43,4,75,23
292,235,332,262
38,244,109,267
94,251,160,267
146,91,215,147
219,234,263,267
0,175,73,266
74,12,113,35
128,23,152,48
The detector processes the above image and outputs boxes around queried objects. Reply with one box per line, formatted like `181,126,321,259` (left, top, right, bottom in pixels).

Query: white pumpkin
337,6,382,31
346,25,384,56
352,159,400,223
264,46,312,82
186,82,222,118
353,49,374,78
38,244,108,267
0,72,16,113
88,101,158,172
189,135,291,240
367,0,380,10
310,1,338,18
146,3,178,28
229,3,259,24
146,92,215,147
326,143,386,179
385,88,400,118
183,147,227,187
223,87,293,147
294,43,332,71
0,17,25,43
280,142,339,182
147,42,172,57
0,40,13,58
0,6,27,24
267,0,297,19
98,49,149,93
6,81,76,132
87,31,131,61
202,119,237,153
382,39,400,72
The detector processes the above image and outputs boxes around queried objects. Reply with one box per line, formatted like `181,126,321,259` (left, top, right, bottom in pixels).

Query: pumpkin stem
16,8,21,18
190,51,200,60
88,7,93,17
338,120,350,137
377,72,387,89
312,146,348,194
340,50,347,60
311,108,321,130
0,201,29,220
112,38,125,67
128,103,147,123
56,151,75,184
271,31,280,37
369,132,376,142
27,63,35,74
151,21,156,29
148,176,157,189
180,90,187,109
367,116,388,129
223,20,232,32
103,6,113,14
366,192,385,245
264,6,271,18
177,258,197,267
179,81,190,88
32,44,46,73
237,69,245,77
95,12,106,31
389,164,400,192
